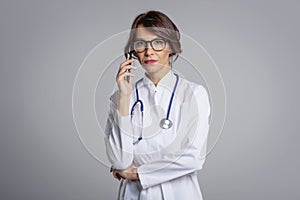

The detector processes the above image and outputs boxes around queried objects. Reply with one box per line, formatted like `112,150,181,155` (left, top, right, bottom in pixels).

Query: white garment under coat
104,70,211,200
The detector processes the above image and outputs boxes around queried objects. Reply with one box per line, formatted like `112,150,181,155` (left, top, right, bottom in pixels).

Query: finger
114,171,123,181
118,64,137,75
116,71,135,82
116,173,122,181
119,59,136,72
112,170,119,179
117,171,126,180
121,58,135,68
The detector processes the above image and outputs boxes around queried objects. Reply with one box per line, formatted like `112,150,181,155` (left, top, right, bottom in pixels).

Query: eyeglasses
132,38,167,53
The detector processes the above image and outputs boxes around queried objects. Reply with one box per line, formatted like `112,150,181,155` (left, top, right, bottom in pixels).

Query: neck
146,67,171,86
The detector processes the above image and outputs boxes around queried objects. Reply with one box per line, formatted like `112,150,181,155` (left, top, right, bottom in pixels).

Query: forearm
137,145,207,189
105,96,134,170
118,94,130,116
137,88,210,189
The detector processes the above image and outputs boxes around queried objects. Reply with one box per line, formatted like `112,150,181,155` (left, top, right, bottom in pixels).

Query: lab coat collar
141,69,176,92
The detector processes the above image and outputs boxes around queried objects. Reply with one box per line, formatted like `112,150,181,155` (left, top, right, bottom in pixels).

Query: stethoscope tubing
130,73,179,144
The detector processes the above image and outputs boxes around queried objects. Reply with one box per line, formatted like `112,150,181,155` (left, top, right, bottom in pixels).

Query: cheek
137,56,143,64
159,52,170,61
135,54,143,63
159,46,171,60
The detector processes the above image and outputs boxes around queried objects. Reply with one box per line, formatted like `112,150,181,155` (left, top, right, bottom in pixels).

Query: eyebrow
134,37,161,41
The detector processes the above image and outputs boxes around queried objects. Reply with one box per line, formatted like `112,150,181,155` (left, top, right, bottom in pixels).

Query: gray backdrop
1,0,299,199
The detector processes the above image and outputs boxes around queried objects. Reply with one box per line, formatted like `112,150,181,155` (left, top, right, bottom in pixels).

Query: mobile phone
125,51,134,83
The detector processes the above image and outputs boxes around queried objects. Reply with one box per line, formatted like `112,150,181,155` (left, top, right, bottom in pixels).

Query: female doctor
104,10,211,200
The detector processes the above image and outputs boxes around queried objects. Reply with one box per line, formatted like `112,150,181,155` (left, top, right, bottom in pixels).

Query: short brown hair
124,10,182,60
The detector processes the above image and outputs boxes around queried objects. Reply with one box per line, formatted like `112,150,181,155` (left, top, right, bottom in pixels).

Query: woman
104,10,211,200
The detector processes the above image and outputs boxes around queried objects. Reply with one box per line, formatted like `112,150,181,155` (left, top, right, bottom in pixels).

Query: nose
144,42,154,56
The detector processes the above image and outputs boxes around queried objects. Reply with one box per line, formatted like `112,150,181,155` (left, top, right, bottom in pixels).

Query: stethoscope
130,73,179,145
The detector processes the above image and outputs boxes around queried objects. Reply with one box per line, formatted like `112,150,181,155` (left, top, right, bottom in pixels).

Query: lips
144,60,157,64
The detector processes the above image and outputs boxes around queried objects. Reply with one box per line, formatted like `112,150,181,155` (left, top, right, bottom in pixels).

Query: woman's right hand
116,58,137,97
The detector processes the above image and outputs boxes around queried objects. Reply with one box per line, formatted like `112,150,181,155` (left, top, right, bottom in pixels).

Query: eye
134,40,145,47
153,39,164,46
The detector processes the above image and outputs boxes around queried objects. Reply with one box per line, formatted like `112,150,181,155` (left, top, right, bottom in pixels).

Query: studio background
0,0,299,199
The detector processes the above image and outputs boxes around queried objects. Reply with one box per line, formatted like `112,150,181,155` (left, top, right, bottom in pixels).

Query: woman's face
134,25,172,76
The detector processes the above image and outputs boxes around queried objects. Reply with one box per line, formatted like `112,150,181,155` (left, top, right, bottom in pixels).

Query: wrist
119,92,131,99
132,168,139,180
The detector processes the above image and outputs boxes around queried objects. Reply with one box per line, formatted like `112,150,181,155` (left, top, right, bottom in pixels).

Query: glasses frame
132,38,168,53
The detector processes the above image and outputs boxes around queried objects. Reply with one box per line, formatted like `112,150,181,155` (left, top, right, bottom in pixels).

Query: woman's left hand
110,166,139,181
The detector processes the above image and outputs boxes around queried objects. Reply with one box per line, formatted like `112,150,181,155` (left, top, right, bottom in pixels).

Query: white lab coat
104,70,211,200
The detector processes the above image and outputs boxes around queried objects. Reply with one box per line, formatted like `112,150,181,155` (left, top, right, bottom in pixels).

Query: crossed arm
105,85,211,188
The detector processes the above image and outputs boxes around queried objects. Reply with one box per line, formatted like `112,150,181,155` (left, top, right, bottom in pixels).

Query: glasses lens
151,39,166,51
133,40,146,53
133,39,166,53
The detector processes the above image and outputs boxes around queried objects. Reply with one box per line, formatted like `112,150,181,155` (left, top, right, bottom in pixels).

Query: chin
143,64,161,72
144,69,158,75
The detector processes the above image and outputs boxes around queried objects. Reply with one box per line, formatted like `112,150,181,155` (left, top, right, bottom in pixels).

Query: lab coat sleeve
104,92,134,170
137,85,211,189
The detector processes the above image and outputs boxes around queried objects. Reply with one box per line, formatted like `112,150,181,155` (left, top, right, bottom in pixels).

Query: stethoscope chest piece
160,118,173,129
